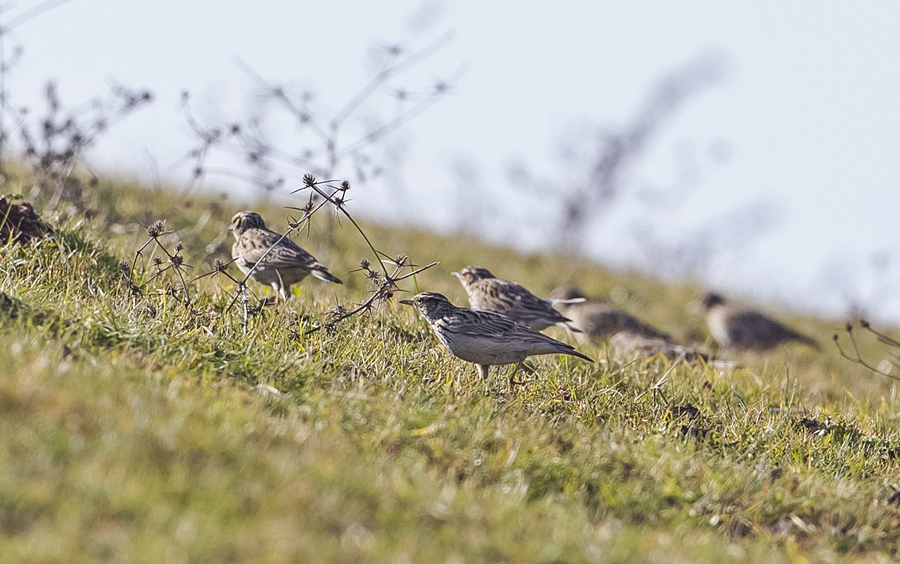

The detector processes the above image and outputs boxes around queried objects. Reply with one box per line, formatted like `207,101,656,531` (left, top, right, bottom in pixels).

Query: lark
230,211,342,302
553,288,672,343
695,292,818,352
399,292,592,388
609,331,737,369
451,266,582,331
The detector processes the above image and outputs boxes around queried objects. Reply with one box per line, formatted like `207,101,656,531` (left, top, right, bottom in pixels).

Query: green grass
1,178,900,562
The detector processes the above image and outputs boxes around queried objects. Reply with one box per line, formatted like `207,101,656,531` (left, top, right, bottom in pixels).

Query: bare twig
122,220,193,308
304,260,438,335
834,321,900,381
180,32,460,202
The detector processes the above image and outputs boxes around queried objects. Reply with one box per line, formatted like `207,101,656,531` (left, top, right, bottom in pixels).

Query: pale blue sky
12,1,900,320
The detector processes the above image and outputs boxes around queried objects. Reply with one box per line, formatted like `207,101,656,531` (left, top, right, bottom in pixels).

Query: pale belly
436,330,527,366
706,309,732,347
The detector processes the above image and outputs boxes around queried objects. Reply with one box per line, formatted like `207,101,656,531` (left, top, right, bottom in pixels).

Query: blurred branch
0,3,152,207
834,320,900,381
2,0,73,31
179,31,462,204
508,50,729,247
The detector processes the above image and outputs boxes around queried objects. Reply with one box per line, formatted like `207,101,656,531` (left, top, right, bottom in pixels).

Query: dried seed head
845,322,853,332
214,258,227,272
170,255,183,268
303,174,317,187
340,180,351,191
118,260,130,273
859,319,870,328
359,258,370,270
175,241,184,253
147,220,164,238
152,256,163,266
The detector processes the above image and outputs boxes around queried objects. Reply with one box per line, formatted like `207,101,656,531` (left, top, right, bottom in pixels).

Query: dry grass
0,179,898,563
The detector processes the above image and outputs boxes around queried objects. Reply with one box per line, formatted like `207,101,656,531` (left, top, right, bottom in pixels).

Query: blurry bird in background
552,287,672,343
694,292,818,352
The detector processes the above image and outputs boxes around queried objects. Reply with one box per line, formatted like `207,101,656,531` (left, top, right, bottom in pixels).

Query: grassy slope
1,179,900,562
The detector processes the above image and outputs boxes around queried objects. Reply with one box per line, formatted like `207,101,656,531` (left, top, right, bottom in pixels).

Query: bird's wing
440,308,523,337
236,229,320,270
495,280,571,324
441,309,592,361
727,310,803,349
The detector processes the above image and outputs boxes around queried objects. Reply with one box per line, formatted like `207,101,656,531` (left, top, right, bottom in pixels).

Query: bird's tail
795,333,820,351
312,268,343,284
564,347,594,363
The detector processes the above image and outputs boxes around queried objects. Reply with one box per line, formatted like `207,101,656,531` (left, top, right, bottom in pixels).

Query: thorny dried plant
0,1,151,208
174,174,436,335
177,32,464,202
120,220,193,308
834,320,900,381
310,252,436,336
19,82,152,208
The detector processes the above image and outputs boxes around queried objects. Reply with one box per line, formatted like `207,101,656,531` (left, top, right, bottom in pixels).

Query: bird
609,331,738,370
399,292,593,388
230,211,342,302
695,292,818,352
451,266,582,332
552,288,672,343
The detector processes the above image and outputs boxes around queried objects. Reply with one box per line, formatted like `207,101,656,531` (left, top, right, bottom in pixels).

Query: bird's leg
507,362,535,390
508,362,525,391
477,364,490,394
274,272,288,305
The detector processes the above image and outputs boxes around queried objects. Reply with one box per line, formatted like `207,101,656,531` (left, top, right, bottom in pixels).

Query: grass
1,178,900,562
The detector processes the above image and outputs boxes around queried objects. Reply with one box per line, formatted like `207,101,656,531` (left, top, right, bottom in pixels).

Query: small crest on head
231,211,267,236
699,292,726,310
400,292,453,316
454,266,495,283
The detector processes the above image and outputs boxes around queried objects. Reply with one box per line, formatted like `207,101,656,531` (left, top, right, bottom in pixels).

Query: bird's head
451,266,495,286
399,292,456,320
696,292,726,312
230,211,267,238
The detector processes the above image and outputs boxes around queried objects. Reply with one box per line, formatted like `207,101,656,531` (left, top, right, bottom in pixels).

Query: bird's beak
398,299,413,306
227,224,233,232
450,271,461,279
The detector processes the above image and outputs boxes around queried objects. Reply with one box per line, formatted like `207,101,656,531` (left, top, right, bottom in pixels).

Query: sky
10,0,900,321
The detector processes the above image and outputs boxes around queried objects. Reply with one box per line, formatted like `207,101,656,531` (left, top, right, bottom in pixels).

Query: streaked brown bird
451,266,581,331
553,288,672,343
696,292,818,352
609,331,738,370
230,211,342,302
399,292,593,388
